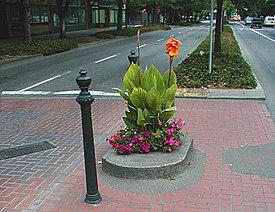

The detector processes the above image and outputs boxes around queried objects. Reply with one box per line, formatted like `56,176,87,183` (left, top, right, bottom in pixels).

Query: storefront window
30,5,48,23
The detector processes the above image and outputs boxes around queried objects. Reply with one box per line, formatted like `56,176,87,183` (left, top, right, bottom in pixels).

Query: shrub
0,39,78,56
175,26,257,89
95,33,115,39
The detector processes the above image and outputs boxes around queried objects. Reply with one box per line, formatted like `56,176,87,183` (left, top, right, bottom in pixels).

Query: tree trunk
20,0,31,42
214,0,223,55
125,1,129,28
56,0,70,39
152,1,156,25
117,0,123,30
59,15,66,38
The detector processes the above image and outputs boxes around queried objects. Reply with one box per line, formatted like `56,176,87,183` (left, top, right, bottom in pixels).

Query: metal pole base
84,193,102,204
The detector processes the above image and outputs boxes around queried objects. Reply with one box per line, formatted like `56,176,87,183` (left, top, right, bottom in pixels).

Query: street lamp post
76,69,102,204
208,0,214,74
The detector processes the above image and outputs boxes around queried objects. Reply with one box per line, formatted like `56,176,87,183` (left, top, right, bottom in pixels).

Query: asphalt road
0,25,209,94
231,22,275,122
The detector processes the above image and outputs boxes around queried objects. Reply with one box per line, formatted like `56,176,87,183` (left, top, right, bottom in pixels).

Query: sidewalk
0,96,275,211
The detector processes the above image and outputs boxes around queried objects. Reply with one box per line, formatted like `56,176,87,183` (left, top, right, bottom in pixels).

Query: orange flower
166,37,182,57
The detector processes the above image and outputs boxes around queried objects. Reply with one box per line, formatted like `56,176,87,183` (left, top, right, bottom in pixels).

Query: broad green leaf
159,107,176,123
123,64,142,93
141,65,165,96
125,110,137,120
145,87,161,113
123,117,135,129
163,70,177,88
137,108,145,126
161,84,177,109
129,87,147,109
112,88,130,102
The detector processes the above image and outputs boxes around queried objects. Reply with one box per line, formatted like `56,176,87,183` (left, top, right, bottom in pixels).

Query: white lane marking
94,54,117,64
18,71,71,92
2,91,51,95
157,39,164,42
250,29,275,43
178,32,182,34
138,44,147,48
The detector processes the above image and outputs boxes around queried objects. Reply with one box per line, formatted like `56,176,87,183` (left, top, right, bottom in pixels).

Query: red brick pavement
0,97,275,211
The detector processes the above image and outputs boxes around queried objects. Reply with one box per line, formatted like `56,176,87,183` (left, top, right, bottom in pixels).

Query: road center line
138,44,147,48
250,29,275,43
94,54,117,64
19,71,71,92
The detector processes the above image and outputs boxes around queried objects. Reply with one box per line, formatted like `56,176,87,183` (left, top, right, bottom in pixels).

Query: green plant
0,39,77,57
95,33,115,39
175,26,257,89
108,118,183,154
114,64,178,130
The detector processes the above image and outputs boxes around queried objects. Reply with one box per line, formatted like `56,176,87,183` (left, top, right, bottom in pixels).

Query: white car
263,16,275,26
244,16,253,25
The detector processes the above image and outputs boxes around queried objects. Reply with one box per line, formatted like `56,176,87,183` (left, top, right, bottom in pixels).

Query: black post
128,49,138,64
76,68,102,204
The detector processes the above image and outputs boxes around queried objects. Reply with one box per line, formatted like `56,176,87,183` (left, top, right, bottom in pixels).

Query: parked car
263,16,275,26
244,16,253,25
251,17,263,28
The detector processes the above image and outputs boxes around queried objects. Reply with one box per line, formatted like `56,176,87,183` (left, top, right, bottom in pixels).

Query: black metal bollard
76,68,102,204
128,49,138,64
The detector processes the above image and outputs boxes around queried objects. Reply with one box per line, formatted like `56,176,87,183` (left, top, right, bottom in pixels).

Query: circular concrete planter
102,135,193,179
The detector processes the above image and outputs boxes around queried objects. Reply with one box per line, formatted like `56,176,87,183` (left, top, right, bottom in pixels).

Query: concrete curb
102,135,193,179
175,81,265,100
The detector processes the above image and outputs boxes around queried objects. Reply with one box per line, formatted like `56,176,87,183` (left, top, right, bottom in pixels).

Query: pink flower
175,140,181,147
171,123,176,128
177,118,183,129
167,128,174,136
168,147,172,152
169,137,175,145
165,139,169,144
158,121,163,126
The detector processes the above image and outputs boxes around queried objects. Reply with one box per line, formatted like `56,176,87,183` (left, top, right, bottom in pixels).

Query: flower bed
108,118,184,154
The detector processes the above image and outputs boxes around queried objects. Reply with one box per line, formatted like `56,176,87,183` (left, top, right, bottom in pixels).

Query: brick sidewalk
0,97,275,211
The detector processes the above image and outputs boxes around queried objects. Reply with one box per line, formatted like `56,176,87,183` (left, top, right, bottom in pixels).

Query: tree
117,0,123,30
56,0,70,38
20,0,31,42
214,0,223,55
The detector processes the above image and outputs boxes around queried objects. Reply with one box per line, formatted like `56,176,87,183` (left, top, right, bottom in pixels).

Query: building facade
0,0,125,39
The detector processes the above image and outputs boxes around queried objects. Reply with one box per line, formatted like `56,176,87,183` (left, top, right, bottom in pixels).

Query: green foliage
95,26,171,38
95,33,115,39
175,26,257,89
114,64,177,130
0,39,77,56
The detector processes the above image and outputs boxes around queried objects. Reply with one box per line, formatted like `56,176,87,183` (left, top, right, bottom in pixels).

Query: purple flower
140,143,151,153
144,131,150,137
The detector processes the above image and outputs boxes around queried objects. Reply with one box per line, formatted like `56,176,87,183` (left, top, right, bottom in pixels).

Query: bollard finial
76,68,94,105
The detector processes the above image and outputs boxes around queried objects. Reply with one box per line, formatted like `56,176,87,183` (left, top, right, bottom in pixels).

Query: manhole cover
0,141,56,160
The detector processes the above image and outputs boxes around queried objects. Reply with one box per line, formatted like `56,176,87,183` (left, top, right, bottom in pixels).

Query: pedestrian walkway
0,97,275,211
